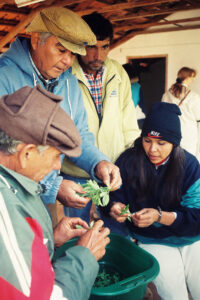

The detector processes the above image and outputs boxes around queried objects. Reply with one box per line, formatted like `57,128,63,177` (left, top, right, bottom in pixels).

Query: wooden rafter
0,0,200,51
77,0,179,16
115,16,200,32
111,5,200,22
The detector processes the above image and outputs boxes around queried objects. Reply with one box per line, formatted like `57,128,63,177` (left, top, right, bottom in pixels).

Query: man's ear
17,144,37,169
30,32,41,51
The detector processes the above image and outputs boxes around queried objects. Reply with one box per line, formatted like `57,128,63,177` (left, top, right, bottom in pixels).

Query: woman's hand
110,202,130,223
131,208,159,227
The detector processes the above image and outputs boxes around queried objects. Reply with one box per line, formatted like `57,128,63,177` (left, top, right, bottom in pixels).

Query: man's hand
76,220,110,261
57,179,91,208
53,216,89,247
110,202,129,223
95,161,122,190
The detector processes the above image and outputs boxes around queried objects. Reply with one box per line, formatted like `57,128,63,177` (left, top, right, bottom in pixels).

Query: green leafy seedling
75,224,84,229
77,180,111,207
89,220,95,228
75,220,95,230
120,204,132,222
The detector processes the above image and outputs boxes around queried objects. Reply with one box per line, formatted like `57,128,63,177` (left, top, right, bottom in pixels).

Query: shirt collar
154,156,170,169
83,66,104,78
0,165,43,196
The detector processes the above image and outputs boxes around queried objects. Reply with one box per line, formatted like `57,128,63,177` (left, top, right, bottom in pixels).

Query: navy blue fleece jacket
107,149,200,246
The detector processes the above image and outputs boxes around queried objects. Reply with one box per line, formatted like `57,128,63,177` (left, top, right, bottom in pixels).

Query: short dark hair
123,63,139,79
82,12,113,41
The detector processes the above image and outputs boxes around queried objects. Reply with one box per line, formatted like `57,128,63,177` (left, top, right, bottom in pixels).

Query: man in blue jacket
0,7,121,220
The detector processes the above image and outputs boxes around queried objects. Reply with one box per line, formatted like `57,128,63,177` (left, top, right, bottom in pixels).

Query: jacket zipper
79,73,116,123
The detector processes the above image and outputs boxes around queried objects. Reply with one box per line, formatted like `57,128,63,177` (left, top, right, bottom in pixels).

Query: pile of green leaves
94,268,121,288
78,180,110,206
120,204,132,222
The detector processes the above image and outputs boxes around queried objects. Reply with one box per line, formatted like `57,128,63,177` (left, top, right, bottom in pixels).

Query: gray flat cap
0,85,81,157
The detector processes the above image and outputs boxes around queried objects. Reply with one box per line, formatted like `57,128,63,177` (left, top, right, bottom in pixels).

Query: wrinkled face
31,35,75,79
79,38,110,75
142,137,173,164
23,146,61,182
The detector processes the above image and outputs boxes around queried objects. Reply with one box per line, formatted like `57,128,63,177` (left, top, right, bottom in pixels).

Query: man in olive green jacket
61,13,140,221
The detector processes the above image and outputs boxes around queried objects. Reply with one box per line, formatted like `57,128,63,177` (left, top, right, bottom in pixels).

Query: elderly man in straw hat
0,84,110,300
0,7,121,222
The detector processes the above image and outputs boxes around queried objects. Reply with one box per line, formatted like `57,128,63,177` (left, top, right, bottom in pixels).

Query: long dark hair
119,137,185,208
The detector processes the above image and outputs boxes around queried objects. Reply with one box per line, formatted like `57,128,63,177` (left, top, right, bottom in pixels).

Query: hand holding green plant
120,204,132,222
78,180,111,206
75,220,94,230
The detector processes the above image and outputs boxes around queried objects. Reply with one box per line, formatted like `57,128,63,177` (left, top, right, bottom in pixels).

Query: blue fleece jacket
0,37,108,203
107,149,200,246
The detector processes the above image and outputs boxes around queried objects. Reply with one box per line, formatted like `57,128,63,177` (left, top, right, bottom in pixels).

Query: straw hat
26,7,96,55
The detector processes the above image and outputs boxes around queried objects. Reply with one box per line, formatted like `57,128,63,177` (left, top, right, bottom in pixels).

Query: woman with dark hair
102,102,200,299
162,67,200,160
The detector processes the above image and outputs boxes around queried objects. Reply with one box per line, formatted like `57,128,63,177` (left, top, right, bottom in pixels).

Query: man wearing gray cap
0,85,110,300
0,7,121,221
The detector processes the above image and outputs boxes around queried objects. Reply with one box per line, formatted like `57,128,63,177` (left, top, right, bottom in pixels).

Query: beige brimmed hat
0,85,82,157
26,7,96,55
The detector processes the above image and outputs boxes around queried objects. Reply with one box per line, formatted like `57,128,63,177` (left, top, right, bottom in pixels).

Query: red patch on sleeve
0,217,55,299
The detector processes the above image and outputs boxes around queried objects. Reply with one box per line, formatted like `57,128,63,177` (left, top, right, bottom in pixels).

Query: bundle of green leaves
120,204,132,222
78,180,110,206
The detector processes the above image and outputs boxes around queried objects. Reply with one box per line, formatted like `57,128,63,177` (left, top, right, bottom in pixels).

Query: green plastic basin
53,233,159,300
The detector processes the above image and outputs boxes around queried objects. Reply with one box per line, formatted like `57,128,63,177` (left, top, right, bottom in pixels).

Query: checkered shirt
84,68,104,116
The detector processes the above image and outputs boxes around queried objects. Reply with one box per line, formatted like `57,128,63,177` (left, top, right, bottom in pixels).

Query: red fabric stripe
0,218,55,299
147,133,162,138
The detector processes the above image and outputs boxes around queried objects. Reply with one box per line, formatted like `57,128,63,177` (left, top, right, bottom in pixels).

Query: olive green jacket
62,57,140,179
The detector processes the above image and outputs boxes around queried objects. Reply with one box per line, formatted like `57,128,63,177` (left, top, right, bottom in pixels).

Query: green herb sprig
120,204,132,222
75,220,94,230
78,180,110,207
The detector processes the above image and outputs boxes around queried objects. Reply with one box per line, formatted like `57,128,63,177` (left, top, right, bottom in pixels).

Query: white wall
109,19,200,95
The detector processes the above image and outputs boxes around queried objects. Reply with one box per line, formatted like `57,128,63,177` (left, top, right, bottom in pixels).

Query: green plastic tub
53,233,159,300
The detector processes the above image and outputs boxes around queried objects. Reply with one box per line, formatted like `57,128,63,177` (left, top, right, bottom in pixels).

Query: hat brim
57,37,86,55
26,12,86,55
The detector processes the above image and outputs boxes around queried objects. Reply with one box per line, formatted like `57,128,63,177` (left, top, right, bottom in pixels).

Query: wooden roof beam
0,18,19,26
115,16,200,32
76,0,179,16
0,4,29,14
111,5,200,22
111,23,200,49
74,0,95,11
134,24,200,35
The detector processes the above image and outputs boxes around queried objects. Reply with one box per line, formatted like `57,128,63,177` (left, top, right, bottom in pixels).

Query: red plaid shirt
84,67,104,116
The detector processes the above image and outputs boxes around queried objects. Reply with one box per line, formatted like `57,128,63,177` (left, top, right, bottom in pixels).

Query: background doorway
128,56,167,113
